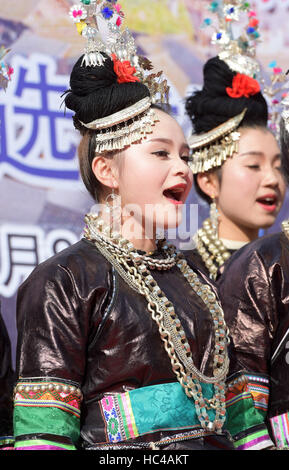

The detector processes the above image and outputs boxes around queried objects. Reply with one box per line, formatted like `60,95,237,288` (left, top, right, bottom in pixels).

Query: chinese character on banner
0,54,81,188
0,224,78,298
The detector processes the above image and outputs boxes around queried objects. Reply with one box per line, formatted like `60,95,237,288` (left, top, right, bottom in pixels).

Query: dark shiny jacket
218,231,289,447
15,239,233,450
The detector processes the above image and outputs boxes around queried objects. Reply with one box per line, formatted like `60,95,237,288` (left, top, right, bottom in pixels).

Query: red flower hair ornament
226,73,260,99
111,53,140,84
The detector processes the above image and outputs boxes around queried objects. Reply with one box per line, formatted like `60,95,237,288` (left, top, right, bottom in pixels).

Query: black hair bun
65,54,150,125
185,56,268,133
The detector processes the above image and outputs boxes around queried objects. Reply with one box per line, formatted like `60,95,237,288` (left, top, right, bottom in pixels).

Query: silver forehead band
188,109,246,151
78,97,158,153
188,109,247,174
80,97,152,130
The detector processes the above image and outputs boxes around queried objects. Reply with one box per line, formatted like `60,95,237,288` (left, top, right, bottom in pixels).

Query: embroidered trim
270,412,289,448
247,382,269,411
86,429,213,450
14,439,75,450
226,391,252,408
246,374,270,385
155,429,213,447
225,373,270,440
13,378,81,446
226,373,269,412
14,380,82,418
234,428,273,450
100,393,138,442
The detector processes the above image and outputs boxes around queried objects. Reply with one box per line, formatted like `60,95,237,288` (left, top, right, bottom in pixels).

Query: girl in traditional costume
185,2,286,279
12,2,233,451
217,110,289,450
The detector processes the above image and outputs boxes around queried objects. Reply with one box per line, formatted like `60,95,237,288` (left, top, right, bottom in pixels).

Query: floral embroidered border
14,380,82,418
270,411,289,448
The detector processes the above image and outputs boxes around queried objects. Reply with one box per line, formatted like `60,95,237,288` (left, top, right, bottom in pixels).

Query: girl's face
113,109,193,235
216,127,286,233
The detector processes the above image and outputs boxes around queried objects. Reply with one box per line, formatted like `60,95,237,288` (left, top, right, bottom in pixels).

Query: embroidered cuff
270,411,289,449
225,372,271,445
13,378,82,449
14,438,76,450
233,424,274,450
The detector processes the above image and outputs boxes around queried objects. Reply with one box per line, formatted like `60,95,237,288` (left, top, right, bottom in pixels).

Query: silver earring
104,188,121,235
210,197,219,237
105,188,117,213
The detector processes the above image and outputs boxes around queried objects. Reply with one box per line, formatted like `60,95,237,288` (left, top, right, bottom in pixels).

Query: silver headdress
201,1,289,141
68,1,169,152
187,1,263,173
209,0,261,79
262,66,289,139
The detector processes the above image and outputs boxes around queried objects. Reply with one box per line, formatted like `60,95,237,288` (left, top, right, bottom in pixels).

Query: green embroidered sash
99,381,217,443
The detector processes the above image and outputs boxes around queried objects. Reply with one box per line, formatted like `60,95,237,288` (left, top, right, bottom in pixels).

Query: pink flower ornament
69,4,87,23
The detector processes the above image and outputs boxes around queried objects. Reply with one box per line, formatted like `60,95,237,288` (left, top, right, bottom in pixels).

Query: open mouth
163,184,186,205
256,194,278,212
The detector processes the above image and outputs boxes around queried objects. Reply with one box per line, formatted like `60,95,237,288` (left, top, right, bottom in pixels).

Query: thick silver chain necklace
84,214,230,433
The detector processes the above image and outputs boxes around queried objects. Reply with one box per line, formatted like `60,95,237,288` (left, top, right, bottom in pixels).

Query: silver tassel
81,51,107,67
